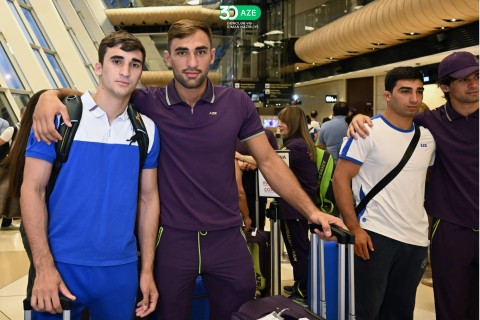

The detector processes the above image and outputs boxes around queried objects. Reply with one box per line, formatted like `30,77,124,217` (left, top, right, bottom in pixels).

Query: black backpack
46,96,149,198
0,125,18,161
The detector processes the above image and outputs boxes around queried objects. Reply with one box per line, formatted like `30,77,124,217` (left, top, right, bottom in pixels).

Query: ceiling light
443,18,463,22
354,5,363,10
264,30,283,36
371,42,386,46
404,32,420,36
252,51,258,54
264,40,275,46
253,42,265,48
186,0,199,5
305,26,315,31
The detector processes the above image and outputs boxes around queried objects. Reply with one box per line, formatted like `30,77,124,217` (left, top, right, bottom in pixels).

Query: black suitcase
245,228,271,297
24,297,71,320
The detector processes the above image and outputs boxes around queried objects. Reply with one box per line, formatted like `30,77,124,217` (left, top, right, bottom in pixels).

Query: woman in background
277,107,318,306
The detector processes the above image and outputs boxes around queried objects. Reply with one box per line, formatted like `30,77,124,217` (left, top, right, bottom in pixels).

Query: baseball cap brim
449,65,479,79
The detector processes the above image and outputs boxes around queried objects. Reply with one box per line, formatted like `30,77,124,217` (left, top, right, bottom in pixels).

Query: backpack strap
46,96,83,200
316,148,335,214
126,103,149,172
12,125,18,142
355,123,421,214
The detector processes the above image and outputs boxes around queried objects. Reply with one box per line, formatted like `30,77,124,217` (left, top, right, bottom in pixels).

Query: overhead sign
325,95,337,103
258,150,290,198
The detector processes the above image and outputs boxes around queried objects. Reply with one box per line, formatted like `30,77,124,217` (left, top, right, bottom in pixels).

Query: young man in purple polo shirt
348,51,479,320
30,20,346,320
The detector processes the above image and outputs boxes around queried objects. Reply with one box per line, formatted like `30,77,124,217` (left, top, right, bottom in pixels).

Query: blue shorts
32,261,138,320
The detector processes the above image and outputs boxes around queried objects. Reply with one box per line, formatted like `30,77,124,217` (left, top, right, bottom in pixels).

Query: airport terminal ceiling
106,0,478,103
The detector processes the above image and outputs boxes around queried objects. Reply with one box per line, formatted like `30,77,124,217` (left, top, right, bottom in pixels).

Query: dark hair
98,30,146,65
384,67,423,92
436,75,454,102
306,115,312,124
168,19,213,52
310,110,318,118
3,90,48,198
332,101,349,116
322,117,331,124
278,107,316,162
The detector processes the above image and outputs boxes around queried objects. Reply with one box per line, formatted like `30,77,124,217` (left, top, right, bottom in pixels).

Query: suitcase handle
23,297,72,311
309,223,355,244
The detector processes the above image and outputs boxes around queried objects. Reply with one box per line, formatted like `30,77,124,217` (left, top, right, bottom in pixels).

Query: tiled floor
0,220,435,319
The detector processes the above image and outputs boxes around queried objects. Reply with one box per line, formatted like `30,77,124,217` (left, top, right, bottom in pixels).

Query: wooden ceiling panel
294,0,478,65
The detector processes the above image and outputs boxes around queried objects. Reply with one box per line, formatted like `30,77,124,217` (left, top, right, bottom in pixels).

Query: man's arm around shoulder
33,89,82,143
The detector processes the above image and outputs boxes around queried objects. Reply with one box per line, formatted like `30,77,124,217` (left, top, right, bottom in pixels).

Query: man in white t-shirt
333,67,436,320
309,110,321,132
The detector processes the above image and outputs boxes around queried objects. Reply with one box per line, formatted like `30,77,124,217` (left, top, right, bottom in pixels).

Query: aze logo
219,5,261,21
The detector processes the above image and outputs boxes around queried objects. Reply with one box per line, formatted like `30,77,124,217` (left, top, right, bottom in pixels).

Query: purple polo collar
165,79,216,106
441,101,479,122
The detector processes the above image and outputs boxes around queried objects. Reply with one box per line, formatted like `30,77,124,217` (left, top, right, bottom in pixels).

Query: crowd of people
1,17,477,320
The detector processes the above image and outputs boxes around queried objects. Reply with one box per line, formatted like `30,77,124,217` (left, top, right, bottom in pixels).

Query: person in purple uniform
277,107,318,306
348,51,479,320
30,20,346,320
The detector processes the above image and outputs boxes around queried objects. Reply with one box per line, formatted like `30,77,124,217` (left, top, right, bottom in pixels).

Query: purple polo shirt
414,102,479,229
278,136,318,220
131,80,264,231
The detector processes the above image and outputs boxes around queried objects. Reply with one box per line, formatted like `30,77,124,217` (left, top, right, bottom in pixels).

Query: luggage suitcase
245,228,271,297
308,240,338,319
231,295,324,320
189,275,210,320
309,224,355,320
24,297,71,320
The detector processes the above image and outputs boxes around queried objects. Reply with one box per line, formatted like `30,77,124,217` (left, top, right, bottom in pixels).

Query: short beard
173,70,208,89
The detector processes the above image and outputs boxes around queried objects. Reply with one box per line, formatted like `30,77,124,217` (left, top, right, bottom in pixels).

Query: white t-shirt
339,115,436,246
310,119,321,131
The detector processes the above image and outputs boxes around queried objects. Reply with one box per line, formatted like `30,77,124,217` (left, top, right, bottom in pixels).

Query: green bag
315,147,338,216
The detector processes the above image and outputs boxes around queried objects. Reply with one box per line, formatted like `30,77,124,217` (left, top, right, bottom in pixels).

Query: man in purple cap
348,51,479,319
423,51,478,320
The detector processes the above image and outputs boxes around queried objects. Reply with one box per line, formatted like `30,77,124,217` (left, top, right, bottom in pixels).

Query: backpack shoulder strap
316,147,336,213
126,103,149,172
46,96,83,200
12,125,18,141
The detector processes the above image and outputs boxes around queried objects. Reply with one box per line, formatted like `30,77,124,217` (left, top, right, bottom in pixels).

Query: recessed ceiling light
346,51,359,54
435,26,451,30
371,43,386,46
404,32,420,36
443,18,463,22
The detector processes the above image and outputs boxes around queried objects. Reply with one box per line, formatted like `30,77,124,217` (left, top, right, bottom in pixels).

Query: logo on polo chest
209,112,217,115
